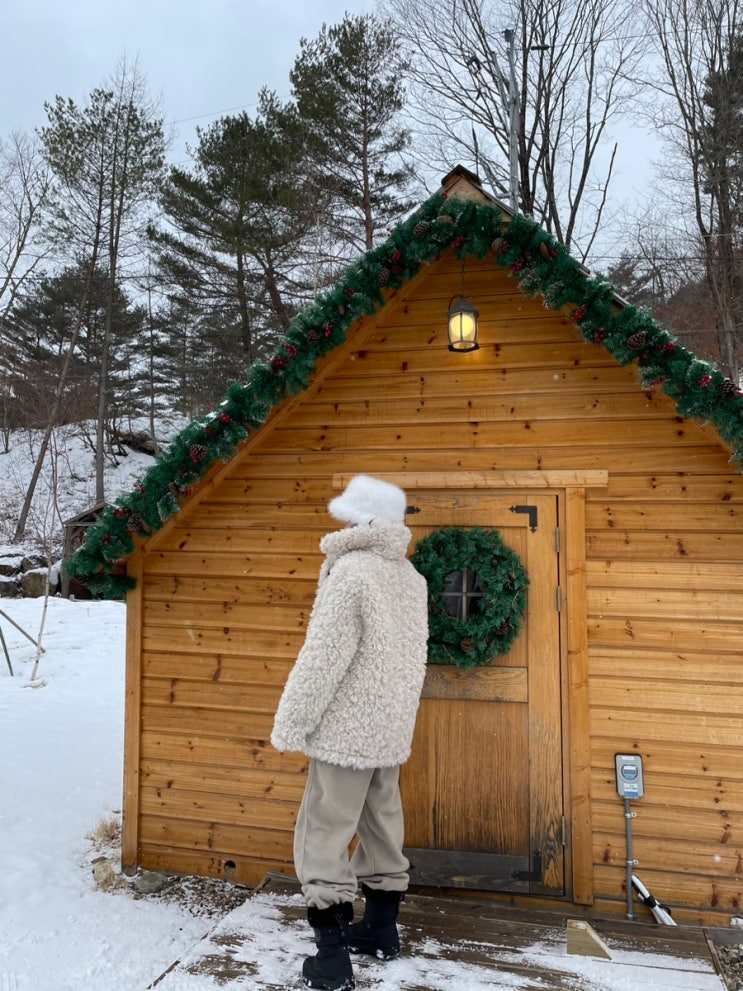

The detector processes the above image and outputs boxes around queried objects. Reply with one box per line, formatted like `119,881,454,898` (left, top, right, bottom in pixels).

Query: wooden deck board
150,875,726,990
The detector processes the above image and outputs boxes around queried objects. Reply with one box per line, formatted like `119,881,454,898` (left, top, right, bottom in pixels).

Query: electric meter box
614,753,644,799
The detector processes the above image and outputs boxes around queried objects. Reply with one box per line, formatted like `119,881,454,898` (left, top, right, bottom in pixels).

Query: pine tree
151,90,316,377
9,261,145,428
290,13,415,255
37,58,165,505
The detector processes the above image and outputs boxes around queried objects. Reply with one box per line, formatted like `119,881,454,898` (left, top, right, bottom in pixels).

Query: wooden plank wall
132,251,743,920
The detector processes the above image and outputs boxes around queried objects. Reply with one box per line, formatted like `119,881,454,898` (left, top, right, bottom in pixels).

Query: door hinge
562,816,567,846
556,586,562,612
510,504,538,531
555,525,561,554
515,850,543,883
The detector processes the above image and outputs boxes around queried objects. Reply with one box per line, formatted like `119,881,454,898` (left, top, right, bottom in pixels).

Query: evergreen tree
151,90,316,375
290,13,415,254
9,261,145,429
36,58,166,507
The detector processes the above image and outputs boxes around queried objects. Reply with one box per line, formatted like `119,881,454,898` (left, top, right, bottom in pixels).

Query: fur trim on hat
328,475,407,526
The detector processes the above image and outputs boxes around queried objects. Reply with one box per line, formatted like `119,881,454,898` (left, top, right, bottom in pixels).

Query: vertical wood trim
565,486,594,904
526,496,565,893
121,551,144,872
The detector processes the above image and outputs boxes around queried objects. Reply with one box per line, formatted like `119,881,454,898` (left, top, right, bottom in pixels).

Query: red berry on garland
593,327,607,345
649,376,666,387
271,356,286,372
324,324,333,338
113,507,129,519
572,305,587,322
660,342,677,352
698,374,712,387
284,343,298,359
451,235,465,249
219,412,230,423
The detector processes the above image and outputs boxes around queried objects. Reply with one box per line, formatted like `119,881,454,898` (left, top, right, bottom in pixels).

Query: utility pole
501,29,550,215
503,29,520,214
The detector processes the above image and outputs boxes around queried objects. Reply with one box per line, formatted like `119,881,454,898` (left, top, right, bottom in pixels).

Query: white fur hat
328,475,407,526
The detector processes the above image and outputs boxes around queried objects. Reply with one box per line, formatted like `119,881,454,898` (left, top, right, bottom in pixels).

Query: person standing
271,475,429,991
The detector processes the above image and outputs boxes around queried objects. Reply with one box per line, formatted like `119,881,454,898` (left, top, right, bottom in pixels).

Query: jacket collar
320,521,412,569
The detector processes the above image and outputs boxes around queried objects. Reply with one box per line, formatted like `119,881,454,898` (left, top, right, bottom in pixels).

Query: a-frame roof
66,167,743,597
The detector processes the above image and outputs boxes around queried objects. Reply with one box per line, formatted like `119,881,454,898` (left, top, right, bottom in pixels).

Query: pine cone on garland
721,378,740,399
126,513,149,534
628,331,648,350
435,214,455,225
378,266,391,287
491,236,509,255
412,219,432,239
189,443,208,463
306,328,321,347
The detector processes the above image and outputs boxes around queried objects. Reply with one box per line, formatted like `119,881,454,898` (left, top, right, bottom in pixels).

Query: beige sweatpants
293,758,410,909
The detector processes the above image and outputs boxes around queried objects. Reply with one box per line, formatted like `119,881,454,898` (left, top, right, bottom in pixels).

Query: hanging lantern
447,258,479,352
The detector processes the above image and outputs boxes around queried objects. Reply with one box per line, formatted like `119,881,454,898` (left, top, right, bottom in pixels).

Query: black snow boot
303,902,355,991
347,884,403,961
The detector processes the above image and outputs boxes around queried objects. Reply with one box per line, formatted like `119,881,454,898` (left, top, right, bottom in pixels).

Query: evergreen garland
410,526,530,668
66,192,743,599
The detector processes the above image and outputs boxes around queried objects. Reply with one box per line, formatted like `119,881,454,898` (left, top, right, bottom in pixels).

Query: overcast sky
1,0,659,265
1,0,378,163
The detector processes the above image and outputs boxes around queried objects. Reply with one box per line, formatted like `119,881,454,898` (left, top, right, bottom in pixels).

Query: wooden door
400,491,566,896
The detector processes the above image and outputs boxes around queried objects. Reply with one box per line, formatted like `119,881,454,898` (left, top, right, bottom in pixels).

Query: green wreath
411,526,529,669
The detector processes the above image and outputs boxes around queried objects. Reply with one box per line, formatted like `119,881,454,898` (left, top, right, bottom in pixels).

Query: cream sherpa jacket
271,521,429,769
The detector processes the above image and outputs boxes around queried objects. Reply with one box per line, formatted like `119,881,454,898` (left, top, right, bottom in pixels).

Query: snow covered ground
0,597,728,991
0,597,215,991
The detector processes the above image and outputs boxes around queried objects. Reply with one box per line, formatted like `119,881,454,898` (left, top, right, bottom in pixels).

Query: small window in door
442,568,486,621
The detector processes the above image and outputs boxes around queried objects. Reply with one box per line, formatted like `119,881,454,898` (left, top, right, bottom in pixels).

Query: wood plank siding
126,249,743,923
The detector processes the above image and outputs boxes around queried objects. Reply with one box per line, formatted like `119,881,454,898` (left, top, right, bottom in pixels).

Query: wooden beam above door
333,470,608,490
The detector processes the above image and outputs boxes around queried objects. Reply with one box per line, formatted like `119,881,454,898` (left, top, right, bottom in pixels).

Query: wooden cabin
68,167,743,925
